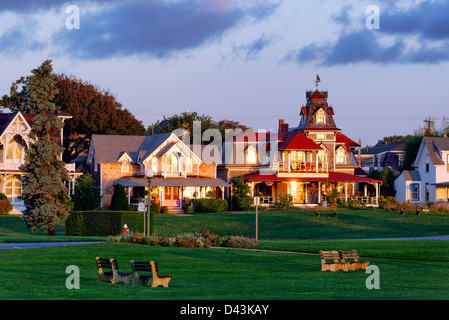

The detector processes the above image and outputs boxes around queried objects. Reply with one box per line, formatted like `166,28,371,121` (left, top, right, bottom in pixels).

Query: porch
115,176,230,211
246,172,381,207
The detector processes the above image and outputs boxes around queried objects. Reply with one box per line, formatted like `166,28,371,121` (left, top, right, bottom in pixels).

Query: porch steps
167,208,185,215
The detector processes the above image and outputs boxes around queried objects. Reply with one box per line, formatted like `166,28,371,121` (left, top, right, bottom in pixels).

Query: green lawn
1,208,449,301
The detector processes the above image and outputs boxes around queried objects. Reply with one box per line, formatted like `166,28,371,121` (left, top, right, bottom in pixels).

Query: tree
401,135,423,170
72,173,102,210
147,111,251,144
52,74,146,162
110,184,128,211
6,60,70,236
231,176,253,211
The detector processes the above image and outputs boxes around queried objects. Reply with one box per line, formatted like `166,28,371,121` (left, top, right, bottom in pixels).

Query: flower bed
107,230,258,249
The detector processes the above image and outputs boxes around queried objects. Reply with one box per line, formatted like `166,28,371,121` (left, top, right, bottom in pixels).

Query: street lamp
145,168,154,237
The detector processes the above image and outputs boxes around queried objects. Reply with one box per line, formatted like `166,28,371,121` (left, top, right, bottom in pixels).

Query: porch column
128,187,131,205
375,183,379,205
318,182,321,204
287,153,291,172
315,152,318,173
345,182,348,203
364,184,367,197
220,186,224,200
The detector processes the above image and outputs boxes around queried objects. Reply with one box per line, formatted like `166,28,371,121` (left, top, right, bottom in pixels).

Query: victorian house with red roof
218,82,381,207
0,111,81,214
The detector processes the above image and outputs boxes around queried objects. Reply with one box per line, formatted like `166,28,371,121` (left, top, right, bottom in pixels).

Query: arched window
5,178,21,198
121,160,129,173
336,149,345,164
151,157,158,173
166,154,178,172
6,137,23,161
316,111,326,124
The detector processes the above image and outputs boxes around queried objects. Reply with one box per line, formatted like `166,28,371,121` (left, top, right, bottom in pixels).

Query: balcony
277,161,328,173
162,170,187,178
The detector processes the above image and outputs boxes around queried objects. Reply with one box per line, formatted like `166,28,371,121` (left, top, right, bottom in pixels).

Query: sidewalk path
358,235,449,241
0,241,105,249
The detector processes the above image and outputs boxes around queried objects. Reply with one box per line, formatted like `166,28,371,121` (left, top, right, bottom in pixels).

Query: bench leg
152,276,171,288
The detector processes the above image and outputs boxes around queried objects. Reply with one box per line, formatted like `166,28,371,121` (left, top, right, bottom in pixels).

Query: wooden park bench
130,260,172,287
95,257,131,284
398,202,422,216
315,205,337,217
319,250,350,272
339,250,370,271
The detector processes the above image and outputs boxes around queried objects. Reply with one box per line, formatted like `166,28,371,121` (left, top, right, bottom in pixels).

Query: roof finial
315,74,321,89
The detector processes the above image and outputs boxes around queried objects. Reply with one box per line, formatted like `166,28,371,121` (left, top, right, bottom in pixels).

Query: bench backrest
130,260,152,273
95,257,120,270
319,250,340,263
339,250,360,262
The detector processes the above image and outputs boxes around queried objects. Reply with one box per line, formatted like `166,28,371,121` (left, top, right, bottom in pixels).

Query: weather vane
315,74,321,89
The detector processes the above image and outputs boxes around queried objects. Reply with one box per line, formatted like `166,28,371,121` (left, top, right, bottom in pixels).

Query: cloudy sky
0,0,448,146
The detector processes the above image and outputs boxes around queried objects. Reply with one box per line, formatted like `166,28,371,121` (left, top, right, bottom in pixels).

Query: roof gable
278,131,322,151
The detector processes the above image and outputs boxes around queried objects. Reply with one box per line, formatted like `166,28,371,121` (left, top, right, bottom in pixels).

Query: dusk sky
0,0,448,147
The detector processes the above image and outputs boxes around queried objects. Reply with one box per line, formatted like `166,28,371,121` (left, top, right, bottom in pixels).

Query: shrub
192,198,228,213
72,173,102,211
0,198,13,216
65,211,144,236
273,194,293,209
110,184,128,211
107,230,258,249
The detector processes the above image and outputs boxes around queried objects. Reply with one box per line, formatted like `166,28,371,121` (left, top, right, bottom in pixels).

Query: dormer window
151,157,158,173
316,110,326,124
336,148,346,164
121,160,129,173
246,146,257,164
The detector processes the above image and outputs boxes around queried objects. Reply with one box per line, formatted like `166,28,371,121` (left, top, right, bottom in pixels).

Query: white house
395,137,449,203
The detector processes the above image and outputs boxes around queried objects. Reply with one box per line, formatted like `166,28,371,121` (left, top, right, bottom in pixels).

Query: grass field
1,208,449,301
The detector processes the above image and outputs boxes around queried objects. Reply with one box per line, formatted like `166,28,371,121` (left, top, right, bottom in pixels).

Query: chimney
279,119,289,133
358,138,362,168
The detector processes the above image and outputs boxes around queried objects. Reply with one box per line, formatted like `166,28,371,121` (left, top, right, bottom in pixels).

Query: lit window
316,112,326,123
410,184,419,201
316,134,325,140
121,160,129,173
247,148,257,164
151,157,158,173
425,155,429,172
336,149,345,164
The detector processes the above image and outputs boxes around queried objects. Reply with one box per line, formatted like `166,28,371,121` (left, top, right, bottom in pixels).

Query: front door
164,187,180,207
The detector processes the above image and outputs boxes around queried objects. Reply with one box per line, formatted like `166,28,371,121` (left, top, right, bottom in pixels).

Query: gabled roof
336,132,359,151
414,136,448,167
91,132,204,165
402,170,421,182
278,131,322,151
360,141,404,155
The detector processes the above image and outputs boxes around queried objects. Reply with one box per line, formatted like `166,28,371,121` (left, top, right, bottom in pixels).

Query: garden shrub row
192,198,228,213
65,211,144,236
107,230,258,249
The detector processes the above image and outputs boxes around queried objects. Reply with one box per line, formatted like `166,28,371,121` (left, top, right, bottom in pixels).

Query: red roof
278,131,322,151
336,132,359,150
244,172,380,183
245,173,326,182
328,172,381,183
228,132,281,143
310,90,326,100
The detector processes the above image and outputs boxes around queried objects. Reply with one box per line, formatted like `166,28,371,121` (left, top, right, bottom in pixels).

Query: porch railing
277,161,328,173
163,170,187,178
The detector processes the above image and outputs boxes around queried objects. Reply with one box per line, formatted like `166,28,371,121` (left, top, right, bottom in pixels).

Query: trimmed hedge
192,198,228,213
65,211,144,236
